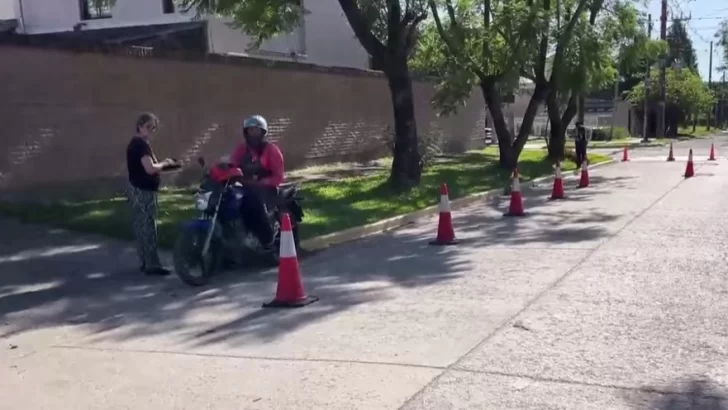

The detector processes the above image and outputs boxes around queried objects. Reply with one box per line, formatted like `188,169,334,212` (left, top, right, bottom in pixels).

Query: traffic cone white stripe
279,229,297,258
512,175,520,192
439,194,451,213
555,164,562,179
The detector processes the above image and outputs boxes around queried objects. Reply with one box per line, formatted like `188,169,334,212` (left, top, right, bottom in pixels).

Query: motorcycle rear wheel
173,230,220,287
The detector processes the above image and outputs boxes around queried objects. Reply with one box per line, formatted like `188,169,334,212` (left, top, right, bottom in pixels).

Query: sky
0,0,724,80
643,0,728,80
0,0,14,20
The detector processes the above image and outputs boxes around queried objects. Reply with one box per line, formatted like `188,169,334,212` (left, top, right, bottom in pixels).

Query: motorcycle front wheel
173,229,220,287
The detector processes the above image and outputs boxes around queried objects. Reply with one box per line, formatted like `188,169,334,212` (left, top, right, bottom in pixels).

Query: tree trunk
480,82,517,169
546,91,577,160
480,81,547,169
385,61,421,190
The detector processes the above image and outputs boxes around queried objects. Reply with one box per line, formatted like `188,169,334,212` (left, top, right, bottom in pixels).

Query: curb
300,159,617,252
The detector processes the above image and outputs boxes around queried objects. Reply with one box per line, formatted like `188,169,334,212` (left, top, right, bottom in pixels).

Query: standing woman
126,113,175,276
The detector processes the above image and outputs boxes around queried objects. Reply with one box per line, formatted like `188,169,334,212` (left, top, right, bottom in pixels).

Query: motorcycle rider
229,115,284,251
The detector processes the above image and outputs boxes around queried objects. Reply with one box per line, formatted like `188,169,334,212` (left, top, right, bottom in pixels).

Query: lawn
677,125,717,138
546,138,669,150
0,148,611,248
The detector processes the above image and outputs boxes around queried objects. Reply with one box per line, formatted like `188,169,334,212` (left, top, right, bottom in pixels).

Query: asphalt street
2,135,728,409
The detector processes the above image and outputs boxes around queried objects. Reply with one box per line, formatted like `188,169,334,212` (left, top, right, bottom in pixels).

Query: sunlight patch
0,244,102,264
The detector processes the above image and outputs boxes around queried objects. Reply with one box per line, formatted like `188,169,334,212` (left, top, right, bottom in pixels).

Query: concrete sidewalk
2,141,728,409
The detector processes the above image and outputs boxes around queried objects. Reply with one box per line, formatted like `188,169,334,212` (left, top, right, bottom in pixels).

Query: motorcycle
173,156,304,287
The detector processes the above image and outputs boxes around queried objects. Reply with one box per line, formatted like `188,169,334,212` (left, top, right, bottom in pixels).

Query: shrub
589,126,631,141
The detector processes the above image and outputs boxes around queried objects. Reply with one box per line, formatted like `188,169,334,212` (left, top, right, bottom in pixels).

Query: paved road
2,136,728,409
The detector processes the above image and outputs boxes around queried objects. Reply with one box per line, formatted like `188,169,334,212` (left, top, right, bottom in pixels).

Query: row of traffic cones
429,159,591,244
666,142,716,162
622,142,717,163
265,141,716,308
667,143,715,178
549,160,590,200
621,142,710,179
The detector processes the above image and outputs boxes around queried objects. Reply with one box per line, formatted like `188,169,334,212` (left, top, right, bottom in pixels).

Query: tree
626,67,715,136
666,19,698,72
416,0,546,168
416,0,646,166
538,0,654,157
177,0,429,190
716,20,728,70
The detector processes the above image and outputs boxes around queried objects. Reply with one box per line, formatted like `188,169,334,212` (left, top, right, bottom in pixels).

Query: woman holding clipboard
125,112,180,276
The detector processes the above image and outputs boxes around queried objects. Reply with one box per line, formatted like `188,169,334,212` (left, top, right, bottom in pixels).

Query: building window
162,0,175,14
80,0,114,20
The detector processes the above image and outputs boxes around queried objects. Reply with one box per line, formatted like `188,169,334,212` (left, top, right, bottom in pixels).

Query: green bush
590,126,631,141
611,126,631,140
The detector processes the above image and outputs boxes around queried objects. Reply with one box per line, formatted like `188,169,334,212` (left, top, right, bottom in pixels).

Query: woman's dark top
126,136,160,191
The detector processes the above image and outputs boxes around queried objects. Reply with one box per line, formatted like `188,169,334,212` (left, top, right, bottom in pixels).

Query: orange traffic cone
666,142,675,162
550,162,565,200
578,159,590,188
684,149,695,178
262,214,319,308
504,169,526,217
709,143,716,161
429,183,459,246
622,146,630,162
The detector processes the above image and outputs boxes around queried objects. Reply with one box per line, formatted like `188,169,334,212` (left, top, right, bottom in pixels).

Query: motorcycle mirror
197,156,205,168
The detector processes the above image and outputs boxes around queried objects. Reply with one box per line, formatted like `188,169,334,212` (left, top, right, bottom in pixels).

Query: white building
5,0,370,69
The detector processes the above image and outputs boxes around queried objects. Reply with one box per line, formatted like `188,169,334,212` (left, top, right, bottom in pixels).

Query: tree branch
387,0,402,47
549,0,590,87
337,0,387,60
428,0,488,80
535,0,551,84
404,12,428,51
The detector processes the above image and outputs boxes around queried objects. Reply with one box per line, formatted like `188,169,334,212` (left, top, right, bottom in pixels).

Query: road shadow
627,378,728,409
0,168,630,347
0,214,471,346
433,174,636,249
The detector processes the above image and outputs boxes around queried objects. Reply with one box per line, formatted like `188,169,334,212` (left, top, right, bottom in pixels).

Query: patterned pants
126,183,162,270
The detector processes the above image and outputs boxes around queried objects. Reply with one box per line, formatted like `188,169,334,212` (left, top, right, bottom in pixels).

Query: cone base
549,195,566,200
262,295,320,309
666,158,675,162
503,211,527,217
429,238,460,246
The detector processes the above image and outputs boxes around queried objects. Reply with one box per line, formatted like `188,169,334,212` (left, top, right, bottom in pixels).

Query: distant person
125,112,176,276
574,122,588,167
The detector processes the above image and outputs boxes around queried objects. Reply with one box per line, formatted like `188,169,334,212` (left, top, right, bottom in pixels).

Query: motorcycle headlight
195,191,212,211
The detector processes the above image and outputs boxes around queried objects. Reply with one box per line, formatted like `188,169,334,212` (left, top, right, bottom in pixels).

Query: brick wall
0,45,486,200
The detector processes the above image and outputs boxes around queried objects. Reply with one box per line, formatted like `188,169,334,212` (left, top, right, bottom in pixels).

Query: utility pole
643,15,652,142
707,41,713,131
721,71,726,129
610,74,619,139
657,0,668,138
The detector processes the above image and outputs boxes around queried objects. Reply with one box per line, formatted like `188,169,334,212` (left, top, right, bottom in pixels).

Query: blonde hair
135,112,159,133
